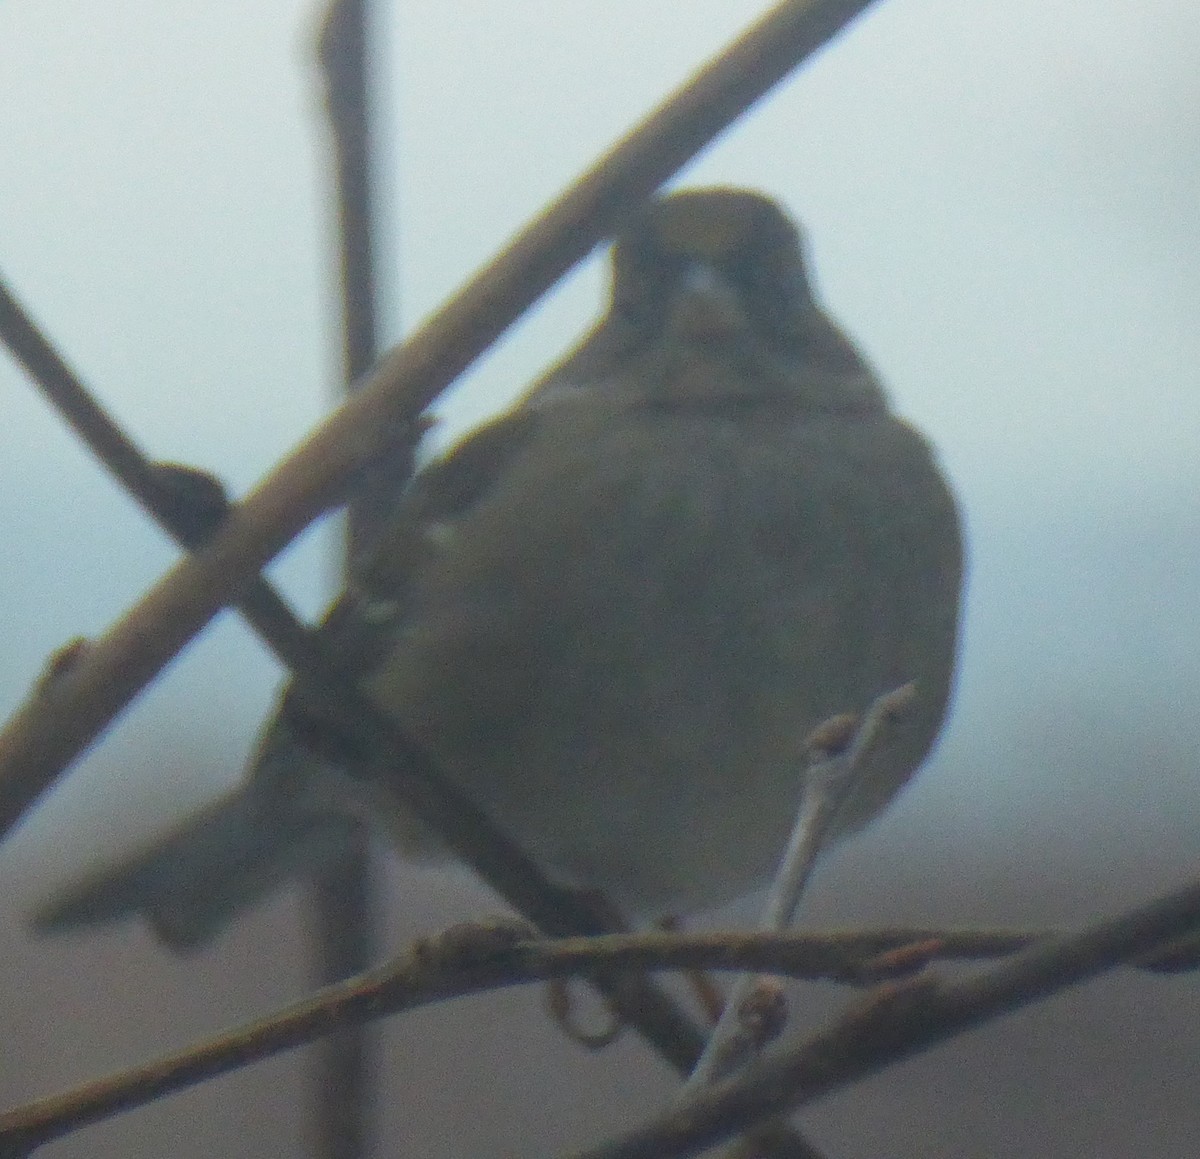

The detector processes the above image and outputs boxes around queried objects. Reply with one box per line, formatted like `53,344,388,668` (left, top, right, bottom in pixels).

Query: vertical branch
313,3,401,1157
308,837,376,1159
323,0,378,392
320,0,418,558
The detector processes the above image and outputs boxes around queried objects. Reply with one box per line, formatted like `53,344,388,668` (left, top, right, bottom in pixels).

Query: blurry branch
320,0,380,394
311,4,385,1159
5,884,1200,1157
0,275,364,814
0,278,212,537
0,0,881,837
0,274,378,709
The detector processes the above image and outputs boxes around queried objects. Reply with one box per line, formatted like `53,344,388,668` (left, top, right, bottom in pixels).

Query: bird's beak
666,262,750,342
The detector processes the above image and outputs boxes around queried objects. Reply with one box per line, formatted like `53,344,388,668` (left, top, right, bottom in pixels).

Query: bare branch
4,887,1200,1156
311,2,386,1156
0,273,375,798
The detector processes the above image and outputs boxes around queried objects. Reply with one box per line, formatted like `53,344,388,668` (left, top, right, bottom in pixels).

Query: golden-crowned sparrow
33,188,963,946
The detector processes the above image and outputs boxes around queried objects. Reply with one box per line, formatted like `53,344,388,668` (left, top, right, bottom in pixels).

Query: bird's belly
377,415,957,915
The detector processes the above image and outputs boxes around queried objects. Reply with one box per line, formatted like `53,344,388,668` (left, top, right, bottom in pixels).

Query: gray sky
1,4,1198,1156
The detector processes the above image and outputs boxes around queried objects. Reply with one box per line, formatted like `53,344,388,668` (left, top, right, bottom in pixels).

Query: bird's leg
544,977,624,1050
683,682,917,1091
547,909,726,1046
543,887,632,1049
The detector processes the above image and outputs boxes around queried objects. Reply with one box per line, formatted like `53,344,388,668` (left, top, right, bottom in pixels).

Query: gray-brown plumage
33,187,962,943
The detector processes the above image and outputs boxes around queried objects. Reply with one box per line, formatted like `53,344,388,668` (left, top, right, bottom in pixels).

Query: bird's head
531,187,883,412
594,188,879,409
610,188,813,349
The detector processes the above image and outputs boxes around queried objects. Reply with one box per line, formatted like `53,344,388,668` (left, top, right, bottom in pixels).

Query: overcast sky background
0,2,1198,1155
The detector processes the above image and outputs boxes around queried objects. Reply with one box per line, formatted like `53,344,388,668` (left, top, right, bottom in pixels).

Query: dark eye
742,244,814,335
611,243,683,328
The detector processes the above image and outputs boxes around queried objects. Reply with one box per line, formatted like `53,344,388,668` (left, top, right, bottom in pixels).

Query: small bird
32,187,963,947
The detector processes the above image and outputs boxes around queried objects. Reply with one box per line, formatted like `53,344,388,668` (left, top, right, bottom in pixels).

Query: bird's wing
320,402,545,672
27,406,549,948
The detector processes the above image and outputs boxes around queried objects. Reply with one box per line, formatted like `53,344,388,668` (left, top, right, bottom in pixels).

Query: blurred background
1,1,1198,1155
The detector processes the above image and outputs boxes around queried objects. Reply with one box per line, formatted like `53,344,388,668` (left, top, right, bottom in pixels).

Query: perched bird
33,187,963,947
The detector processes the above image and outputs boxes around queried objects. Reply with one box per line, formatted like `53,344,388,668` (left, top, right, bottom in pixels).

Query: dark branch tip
150,462,232,547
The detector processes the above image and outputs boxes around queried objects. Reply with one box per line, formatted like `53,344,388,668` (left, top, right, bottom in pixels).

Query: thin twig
0,276,376,816
687,686,915,1088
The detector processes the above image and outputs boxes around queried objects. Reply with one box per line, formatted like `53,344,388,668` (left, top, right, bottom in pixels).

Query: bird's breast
371,401,961,914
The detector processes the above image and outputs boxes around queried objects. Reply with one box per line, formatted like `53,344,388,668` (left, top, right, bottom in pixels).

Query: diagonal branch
0,273,365,746
686,685,916,1088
